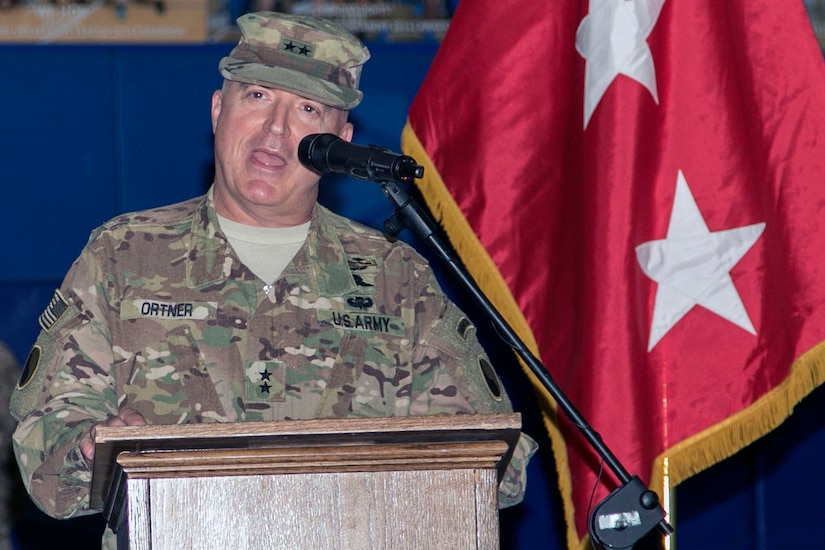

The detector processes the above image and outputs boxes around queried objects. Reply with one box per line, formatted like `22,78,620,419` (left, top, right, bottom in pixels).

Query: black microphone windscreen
298,133,338,173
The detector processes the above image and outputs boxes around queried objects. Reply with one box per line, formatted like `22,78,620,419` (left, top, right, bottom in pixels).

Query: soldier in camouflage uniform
11,11,537,549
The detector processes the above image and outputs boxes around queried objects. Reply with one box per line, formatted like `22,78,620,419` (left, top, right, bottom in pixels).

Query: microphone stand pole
379,179,675,548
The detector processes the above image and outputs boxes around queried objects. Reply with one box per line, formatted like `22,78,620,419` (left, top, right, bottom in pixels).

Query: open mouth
251,149,287,168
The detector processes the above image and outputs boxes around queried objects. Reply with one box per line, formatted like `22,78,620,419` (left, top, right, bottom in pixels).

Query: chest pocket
314,332,361,418
313,326,413,419
120,325,226,424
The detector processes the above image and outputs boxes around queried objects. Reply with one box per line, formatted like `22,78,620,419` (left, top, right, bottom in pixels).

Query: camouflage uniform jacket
11,191,537,532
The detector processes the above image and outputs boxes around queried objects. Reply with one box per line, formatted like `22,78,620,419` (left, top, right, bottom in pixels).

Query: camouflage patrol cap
219,12,370,110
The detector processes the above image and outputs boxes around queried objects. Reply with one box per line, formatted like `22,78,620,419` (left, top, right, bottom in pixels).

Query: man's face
211,80,353,226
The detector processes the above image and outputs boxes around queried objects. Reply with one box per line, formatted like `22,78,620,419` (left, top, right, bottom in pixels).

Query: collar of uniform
183,195,361,296
280,203,360,297
185,191,259,289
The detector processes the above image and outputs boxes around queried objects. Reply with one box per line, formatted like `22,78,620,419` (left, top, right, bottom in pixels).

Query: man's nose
264,105,290,136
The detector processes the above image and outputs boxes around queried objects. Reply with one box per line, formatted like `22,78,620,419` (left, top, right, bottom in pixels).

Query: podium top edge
93,412,522,444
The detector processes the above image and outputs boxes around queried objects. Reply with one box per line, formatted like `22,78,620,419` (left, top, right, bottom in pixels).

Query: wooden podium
91,413,521,550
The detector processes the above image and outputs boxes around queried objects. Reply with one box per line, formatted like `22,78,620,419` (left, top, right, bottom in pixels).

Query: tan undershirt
217,214,310,284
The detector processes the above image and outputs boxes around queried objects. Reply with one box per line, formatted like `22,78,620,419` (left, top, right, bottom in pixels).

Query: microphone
298,133,424,184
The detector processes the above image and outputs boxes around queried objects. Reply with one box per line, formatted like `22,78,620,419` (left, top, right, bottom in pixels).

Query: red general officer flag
402,0,825,547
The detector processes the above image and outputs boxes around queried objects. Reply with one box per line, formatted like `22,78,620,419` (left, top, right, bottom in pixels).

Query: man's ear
211,89,223,133
338,121,354,142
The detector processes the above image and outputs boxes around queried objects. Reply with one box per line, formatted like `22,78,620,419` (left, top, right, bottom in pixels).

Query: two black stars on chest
259,367,272,394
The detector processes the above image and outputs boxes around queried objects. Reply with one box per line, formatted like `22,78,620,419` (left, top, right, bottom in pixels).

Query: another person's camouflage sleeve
10,244,118,519
0,342,20,550
409,270,538,507
498,433,539,508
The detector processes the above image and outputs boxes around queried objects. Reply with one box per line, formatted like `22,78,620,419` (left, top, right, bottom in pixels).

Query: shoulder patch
39,290,70,332
456,316,473,340
17,345,41,390
478,356,504,401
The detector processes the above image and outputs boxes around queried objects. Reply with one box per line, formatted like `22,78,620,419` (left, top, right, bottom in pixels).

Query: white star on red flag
635,171,766,351
576,0,666,128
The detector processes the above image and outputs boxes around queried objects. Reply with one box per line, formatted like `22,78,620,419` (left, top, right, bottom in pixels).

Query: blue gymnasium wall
1,42,825,550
